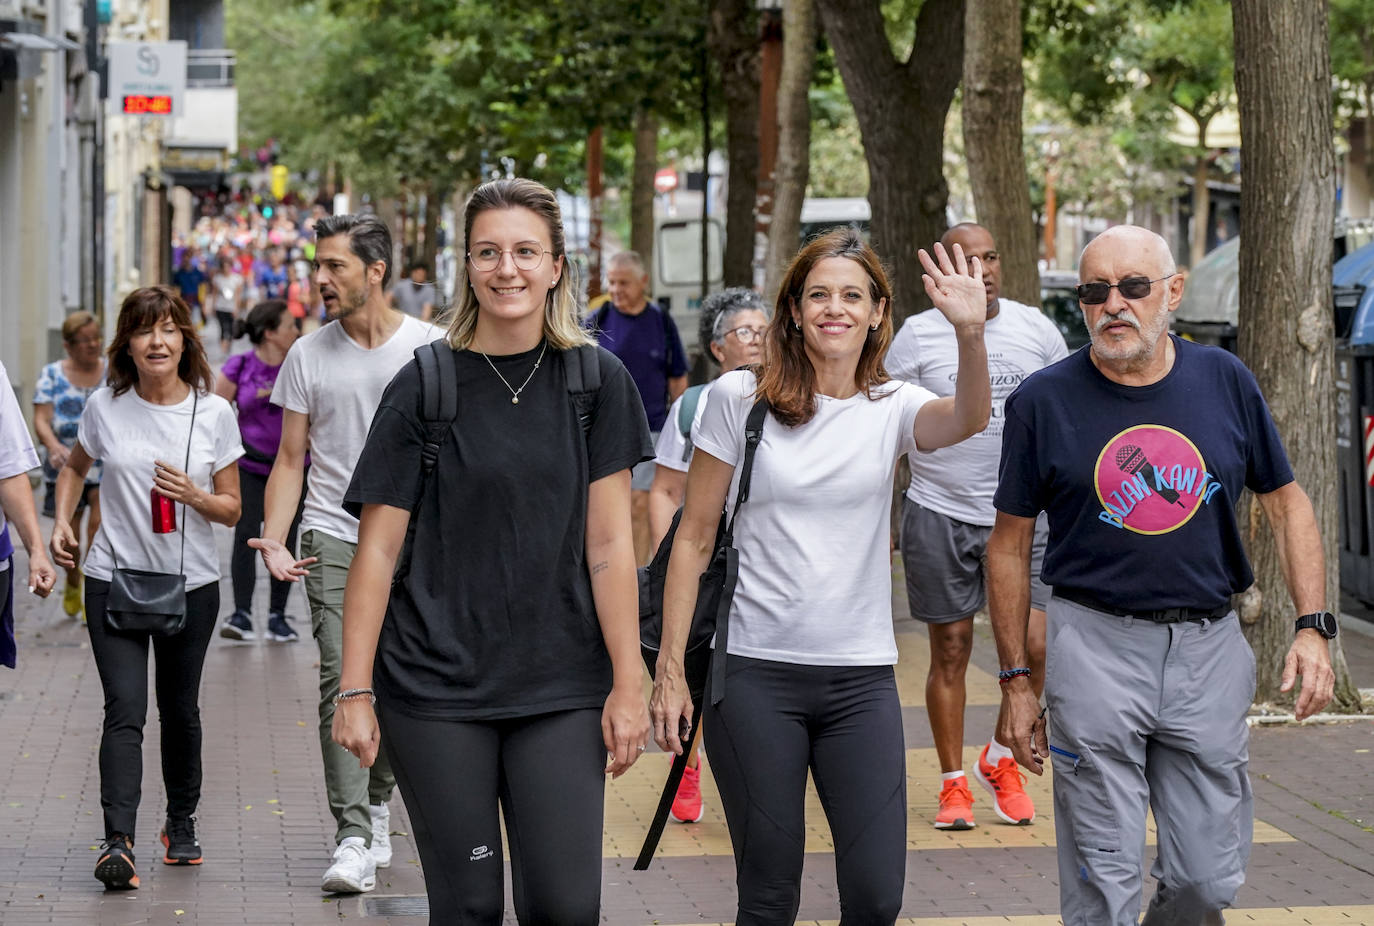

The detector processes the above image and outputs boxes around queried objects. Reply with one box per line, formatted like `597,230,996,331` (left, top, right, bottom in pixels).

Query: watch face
1321,612,1339,637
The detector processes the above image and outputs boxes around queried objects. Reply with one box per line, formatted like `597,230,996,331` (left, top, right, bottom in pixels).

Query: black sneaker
265,612,299,643
95,834,139,889
219,610,255,641
160,816,202,865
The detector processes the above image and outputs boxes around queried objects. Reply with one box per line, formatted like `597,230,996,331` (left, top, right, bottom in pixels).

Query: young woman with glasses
333,178,653,923
651,229,991,923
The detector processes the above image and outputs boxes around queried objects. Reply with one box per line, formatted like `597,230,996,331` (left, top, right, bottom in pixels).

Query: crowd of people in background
0,172,1340,926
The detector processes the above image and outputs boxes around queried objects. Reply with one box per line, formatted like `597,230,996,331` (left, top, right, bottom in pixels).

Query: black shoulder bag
104,391,197,636
634,396,769,870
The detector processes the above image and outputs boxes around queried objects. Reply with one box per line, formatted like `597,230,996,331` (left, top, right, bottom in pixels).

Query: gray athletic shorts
631,432,660,492
900,497,1050,623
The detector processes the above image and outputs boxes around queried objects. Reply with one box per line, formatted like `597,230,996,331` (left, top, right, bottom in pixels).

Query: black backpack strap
710,398,768,704
395,342,457,584
634,396,769,870
564,344,601,436
633,708,703,871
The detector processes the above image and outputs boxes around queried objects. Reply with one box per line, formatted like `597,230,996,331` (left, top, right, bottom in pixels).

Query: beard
1087,305,1170,365
327,284,370,321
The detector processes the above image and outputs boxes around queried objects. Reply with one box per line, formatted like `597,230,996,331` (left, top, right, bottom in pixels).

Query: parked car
1039,270,1090,350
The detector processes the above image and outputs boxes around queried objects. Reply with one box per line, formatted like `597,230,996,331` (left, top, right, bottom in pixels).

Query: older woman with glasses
33,312,107,619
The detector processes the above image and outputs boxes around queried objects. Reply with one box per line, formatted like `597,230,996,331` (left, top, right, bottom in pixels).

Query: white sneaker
369,803,392,868
321,836,376,893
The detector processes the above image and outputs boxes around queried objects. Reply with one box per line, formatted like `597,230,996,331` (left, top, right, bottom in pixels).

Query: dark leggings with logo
377,704,605,925
704,655,907,925
85,578,219,839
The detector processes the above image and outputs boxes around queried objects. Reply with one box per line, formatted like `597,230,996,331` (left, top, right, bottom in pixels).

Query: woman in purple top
214,300,306,643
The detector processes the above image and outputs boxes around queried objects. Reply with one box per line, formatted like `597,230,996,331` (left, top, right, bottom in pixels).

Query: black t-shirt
344,342,652,720
993,336,1294,612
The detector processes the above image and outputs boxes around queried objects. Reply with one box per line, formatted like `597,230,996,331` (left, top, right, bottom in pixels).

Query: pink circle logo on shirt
1093,425,1211,535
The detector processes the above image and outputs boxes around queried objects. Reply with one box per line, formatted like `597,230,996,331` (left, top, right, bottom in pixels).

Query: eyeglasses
724,326,765,344
1076,274,1175,305
467,241,553,272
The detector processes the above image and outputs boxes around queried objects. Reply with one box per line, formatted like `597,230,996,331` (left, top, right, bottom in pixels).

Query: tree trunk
1363,74,1374,214
631,107,659,270
1233,0,1360,711
1190,114,1212,270
588,127,604,300
421,182,440,279
708,0,761,289
817,0,964,326
961,0,1038,307
765,0,816,302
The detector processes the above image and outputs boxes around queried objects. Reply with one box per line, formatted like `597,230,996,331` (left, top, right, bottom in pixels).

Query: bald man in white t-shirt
886,224,1067,831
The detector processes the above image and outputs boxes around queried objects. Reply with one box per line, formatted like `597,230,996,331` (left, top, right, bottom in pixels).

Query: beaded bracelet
997,667,1032,684
333,687,376,705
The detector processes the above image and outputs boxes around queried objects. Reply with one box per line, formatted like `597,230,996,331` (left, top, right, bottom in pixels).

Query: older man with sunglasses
986,225,1334,925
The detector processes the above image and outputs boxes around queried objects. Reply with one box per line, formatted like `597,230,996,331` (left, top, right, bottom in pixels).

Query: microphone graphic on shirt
1115,444,1184,506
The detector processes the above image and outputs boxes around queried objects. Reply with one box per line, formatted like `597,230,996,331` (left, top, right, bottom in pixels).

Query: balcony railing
186,49,234,88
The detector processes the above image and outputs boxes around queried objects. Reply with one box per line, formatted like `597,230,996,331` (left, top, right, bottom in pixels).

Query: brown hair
61,311,98,342
756,228,894,427
106,286,215,397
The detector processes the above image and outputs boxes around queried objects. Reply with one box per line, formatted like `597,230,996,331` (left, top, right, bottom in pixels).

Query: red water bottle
151,488,177,533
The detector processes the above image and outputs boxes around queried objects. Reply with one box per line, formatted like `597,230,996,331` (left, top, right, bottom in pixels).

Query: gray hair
315,213,394,288
607,250,647,276
700,287,769,349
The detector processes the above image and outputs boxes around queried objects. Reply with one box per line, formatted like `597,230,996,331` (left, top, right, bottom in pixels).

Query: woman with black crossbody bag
50,286,244,892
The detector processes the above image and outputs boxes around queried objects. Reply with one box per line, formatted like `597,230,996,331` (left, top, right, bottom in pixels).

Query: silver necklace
478,340,547,405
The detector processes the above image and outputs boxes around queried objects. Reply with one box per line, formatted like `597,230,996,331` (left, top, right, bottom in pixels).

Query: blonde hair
446,179,593,351
61,311,98,342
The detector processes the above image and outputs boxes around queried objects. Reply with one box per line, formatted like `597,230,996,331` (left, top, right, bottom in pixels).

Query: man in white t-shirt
886,223,1068,831
251,214,438,894
0,362,57,669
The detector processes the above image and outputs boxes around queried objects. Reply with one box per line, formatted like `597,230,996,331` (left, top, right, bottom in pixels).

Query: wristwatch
1294,611,1338,639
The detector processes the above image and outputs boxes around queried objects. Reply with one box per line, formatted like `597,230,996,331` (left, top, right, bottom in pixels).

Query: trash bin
1174,238,1239,352
1334,242,1374,605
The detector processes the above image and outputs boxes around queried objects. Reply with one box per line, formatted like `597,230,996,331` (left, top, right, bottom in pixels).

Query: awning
0,31,81,52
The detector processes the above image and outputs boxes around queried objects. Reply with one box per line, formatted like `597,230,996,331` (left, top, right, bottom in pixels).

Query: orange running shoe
934,775,976,830
670,756,704,823
974,743,1035,825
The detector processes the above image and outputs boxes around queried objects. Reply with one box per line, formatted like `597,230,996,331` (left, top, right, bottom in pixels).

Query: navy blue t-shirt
590,302,688,431
994,336,1294,612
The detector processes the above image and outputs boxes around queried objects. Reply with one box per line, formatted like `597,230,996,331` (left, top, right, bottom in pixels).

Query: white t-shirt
78,387,243,590
886,299,1068,526
271,315,440,544
693,370,935,666
653,382,715,473
0,362,41,570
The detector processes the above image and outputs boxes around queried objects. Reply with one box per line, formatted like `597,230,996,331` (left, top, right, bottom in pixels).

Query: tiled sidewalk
2,517,1374,924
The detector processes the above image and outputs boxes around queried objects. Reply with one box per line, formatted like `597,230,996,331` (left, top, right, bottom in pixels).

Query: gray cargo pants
1044,595,1256,926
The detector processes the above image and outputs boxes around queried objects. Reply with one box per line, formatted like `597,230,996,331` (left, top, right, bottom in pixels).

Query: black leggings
703,656,907,926
377,704,606,925
231,466,303,615
85,578,219,839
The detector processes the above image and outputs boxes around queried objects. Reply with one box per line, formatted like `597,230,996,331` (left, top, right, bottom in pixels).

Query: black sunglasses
1076,274,1176,305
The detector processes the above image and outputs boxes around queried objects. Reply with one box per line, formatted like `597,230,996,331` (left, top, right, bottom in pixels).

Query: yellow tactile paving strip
659,910,1374,926
603,746,1293,858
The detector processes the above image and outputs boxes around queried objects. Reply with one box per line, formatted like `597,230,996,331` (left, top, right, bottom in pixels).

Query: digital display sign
122,95,174,115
